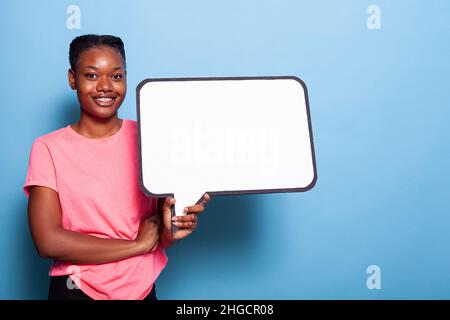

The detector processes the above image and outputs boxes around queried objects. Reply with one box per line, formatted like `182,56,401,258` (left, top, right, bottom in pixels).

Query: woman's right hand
135,214,161,254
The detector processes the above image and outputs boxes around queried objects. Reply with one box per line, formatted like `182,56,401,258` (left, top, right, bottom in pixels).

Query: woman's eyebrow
85,66,123,70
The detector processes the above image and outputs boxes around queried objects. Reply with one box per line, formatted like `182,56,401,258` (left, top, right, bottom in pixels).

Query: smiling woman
23,34,209,300
68,36,127,138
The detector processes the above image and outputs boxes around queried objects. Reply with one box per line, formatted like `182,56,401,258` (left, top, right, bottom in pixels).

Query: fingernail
184,207,188,213
172,216,178,221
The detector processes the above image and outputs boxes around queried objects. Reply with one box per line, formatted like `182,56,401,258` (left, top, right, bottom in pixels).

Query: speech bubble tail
173,190,202,216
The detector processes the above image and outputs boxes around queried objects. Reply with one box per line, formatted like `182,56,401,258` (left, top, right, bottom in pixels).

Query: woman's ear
68,69,76,90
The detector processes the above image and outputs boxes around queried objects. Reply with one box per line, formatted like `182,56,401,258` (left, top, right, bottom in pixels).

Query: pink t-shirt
23,119,168,300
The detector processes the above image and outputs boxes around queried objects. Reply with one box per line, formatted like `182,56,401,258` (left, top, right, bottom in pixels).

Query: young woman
24,34,209,300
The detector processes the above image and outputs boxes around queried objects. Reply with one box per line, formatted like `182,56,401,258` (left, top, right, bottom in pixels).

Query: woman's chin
82,107,119,119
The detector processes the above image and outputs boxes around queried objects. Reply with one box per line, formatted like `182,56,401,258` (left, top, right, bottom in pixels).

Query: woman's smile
92,95,117,107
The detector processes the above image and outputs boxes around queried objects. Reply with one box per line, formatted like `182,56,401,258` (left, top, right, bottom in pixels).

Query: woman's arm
27,186,159,265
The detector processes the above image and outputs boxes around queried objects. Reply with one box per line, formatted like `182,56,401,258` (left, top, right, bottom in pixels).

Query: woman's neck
71,114,123,139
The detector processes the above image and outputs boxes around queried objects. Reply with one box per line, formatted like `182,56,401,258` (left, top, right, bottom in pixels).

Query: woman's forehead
77,46,125,69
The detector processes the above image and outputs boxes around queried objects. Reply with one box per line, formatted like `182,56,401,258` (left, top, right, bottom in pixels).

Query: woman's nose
96,76,112,92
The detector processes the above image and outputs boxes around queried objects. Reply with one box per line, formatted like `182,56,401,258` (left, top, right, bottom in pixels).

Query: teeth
95,97,114,102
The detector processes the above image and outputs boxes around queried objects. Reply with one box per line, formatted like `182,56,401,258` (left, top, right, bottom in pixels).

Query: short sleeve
23,139,58,197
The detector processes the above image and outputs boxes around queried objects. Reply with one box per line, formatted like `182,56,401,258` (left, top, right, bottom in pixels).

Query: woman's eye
85,73,97,79
112,74,123,80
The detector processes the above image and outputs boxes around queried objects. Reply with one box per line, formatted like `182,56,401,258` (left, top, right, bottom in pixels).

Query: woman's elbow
35,242,55,259
31,231,61,259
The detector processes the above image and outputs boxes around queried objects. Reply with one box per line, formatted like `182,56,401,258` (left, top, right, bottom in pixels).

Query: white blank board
137,77,317,215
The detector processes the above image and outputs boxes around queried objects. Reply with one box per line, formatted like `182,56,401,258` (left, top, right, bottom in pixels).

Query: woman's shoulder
33,125,71,146
122,119,139,136
123,119,137,128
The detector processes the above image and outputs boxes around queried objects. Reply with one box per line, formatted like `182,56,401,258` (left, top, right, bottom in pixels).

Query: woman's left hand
162,193,211,241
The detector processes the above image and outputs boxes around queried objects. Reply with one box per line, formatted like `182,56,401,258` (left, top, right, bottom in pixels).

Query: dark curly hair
69,34,126,71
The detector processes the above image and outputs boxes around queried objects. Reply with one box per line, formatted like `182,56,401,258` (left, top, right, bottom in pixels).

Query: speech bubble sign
136,76,317,216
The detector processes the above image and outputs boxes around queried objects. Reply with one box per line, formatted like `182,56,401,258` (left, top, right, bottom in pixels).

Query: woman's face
68,46,126,119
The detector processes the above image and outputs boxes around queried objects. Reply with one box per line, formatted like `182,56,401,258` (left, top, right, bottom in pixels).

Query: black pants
48,275,157,300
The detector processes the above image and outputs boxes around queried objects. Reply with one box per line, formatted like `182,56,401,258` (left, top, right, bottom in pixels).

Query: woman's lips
92,96,116,107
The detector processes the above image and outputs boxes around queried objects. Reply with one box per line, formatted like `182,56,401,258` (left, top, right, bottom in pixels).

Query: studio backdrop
1,0,449,299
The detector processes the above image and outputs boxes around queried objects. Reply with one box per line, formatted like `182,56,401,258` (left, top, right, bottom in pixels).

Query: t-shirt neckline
66,119,127,142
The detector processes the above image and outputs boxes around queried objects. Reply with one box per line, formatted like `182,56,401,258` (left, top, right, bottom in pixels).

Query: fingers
183,203,205,214
172,213,197,229
163,197,176,213
201,193,211,205
147,214,161,227
163,194,210,235
182,193,211,214
148,214,160,222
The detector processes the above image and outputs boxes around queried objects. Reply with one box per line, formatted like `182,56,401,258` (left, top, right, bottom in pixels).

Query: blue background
1,0,449,299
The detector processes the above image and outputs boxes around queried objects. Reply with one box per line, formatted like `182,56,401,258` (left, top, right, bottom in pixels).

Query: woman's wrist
159,228,173,248
131,239,147,256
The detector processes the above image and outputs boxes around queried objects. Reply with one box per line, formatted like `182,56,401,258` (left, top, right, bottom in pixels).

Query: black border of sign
136,76,318,205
